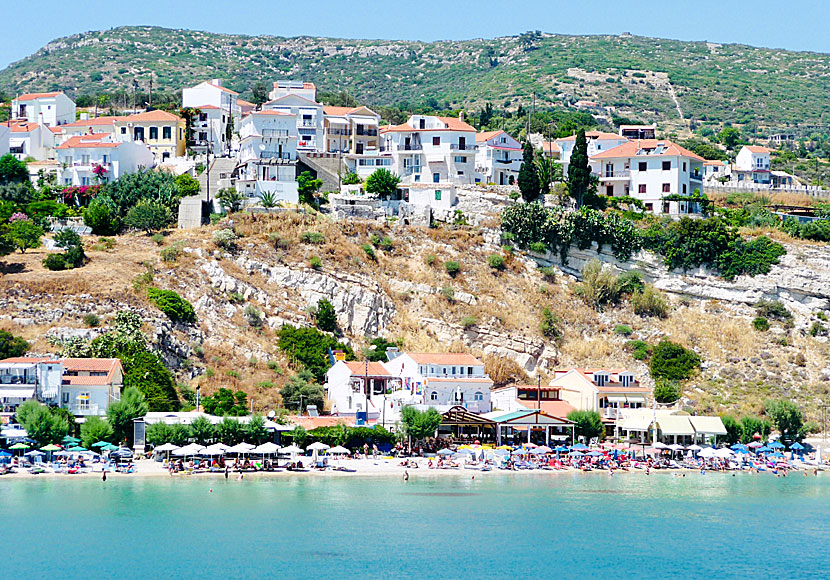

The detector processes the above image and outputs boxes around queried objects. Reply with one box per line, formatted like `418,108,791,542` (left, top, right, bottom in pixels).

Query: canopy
656,415,695,436
280,445,304,454
688,416,727,436
228,443,255,453
571,443,589,451
769,441,785,449
0,388,35,399
0,450,11,457
253,442,280,454
9,443,30,450
668,444,684,451
757,446,772,453
62,436,80,444
437,449,455,456
714,448,735,458
731,444,749,451
653,442,669,450
687,444,703,451
328,446,350,455
173,444,205,456
307,442,330,451
747,441,763,448
154,443,180,452
25,450,44,456
202,444,228,456
586,450,604,457
698,447,717,458
91,441,111,448
790,442,805,450
66,446,88,452
40,444,62,451
569,451,585,457
493,449,510,456
555,446,569,452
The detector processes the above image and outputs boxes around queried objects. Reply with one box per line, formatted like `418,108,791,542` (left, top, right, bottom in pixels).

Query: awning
689,416,727,436
656,415,695,436
0,388,35,399
9,138,26,147
353,117,378,126
41,387,59,398
619,415,652,431
606,395,627,403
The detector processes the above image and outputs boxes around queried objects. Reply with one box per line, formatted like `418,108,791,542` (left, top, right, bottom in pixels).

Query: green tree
16,402,69,446
364,168,400,200
146,287,197,324
0,330,29,359
365,337,398,362
717,126,742,150
100,168,180,216
124,200,172,233
738,415,771,443
280,370,324,412
277,325,354,382
146,421,174,446
0,182,35,203
215,416,244,445
517,140,540,202
720,414,741,445
246,414,269,444
217,187,243,213
650,339,701,381
400,406,442,441
7,219,43,253
83,200,120,235
567,128,592,207
314,298,338,333
121,350,180,411
174,173,201,198
567,410,605,443
189,415,215,445
342,172,362,185
80,416,114,448
106,387,149,446
653,379,681,404
764,399,804,442
201,388,247,416
251,82,269,106
0,154,29,184
289,425,308,447
297,171,324,205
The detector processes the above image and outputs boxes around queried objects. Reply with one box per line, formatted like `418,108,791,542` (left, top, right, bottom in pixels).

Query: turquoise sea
2,472,828,579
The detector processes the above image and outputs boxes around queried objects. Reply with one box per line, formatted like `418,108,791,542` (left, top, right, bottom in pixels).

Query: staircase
197,157,239,200
297,153,347,193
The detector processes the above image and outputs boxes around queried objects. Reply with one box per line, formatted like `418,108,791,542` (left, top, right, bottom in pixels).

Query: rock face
533,241,830,317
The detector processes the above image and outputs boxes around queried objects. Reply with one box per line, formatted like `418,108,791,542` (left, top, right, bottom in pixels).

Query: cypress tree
568,128,591,208
517,140,540,203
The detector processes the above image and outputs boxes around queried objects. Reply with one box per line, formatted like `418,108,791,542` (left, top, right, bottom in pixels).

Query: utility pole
364,358,369,426
537,374,541,411
148,74,153,109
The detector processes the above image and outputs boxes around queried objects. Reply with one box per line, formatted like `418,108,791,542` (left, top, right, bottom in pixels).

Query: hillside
1,27,829,129
1,207,828,423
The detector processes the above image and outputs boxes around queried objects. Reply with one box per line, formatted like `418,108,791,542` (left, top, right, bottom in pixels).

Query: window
594,374,607,387
430,391,438,401
62,392,69,404
662,161,671,171
433,172,440,183
414,175,420,182
682,162,687,172
78,392,90,410
474,392,483,401
120,127,126,135
468,367,473,375
451,367,456,375
662,183,670,193
435,190,441,201
199,113,207,122
457,171,464,176
682,184,687,194
163,126,171,140
645,203,653,211
638,184,647,194
149,126,158,140
606,185,614,196
432,136,440,146
454,391,464,402
621,375,633,387
638,161,647,171
454,156,466,164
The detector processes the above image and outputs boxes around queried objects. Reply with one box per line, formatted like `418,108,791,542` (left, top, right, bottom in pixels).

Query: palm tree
258,190,277,208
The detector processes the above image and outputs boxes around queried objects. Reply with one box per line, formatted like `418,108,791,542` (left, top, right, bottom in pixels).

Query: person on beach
102,471,107,482
403,470,409,481
363,443,369,459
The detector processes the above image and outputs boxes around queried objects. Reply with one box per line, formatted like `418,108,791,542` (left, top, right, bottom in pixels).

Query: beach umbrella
456,448,474,455
280,445,304,454
698,447,717,459
522,442,538,449
586,450,604,457
790,442,805,451
770,452,785,459
731,444,748,451
568,451,585,458
154,443,180,452
24,449,44,456
91,441,111,448
0,450,11,457
173,444,205,457
9,442,30,455
66,446,88,452
714,448,735,459
511,448,530,455
493,449,510,457
571,443,589,451
202,444,228,456
437,449,455,456
668,444,684,452
228,443,255,454
529,447,548,455
687,444,702,451
733,447,749,454
253,442,280,455
307,442,330,452
329,446,350,455
40,444,61,452
653,442,669,450
496,445,513,450
757,446,772,453
769,441,785,449
535,445,553,454
62,436,80,445
747,441,763,448
555,446,569,453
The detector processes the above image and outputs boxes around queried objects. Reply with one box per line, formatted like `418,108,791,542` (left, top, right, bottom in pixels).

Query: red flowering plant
92,163,108,181
9,212,28,223
62,185,102,206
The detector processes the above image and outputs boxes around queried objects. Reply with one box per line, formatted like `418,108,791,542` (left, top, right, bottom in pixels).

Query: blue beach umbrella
555,446,569,453
586,450,604,457
733,447,749,454
790,442,804,451
756,446,772,453
770,452,785,459
512,448,530,455
731,444,748,451
493,449,510,457
769,441,785,449
571,443,589,451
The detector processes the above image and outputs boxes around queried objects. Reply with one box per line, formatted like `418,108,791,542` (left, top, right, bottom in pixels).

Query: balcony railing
401,166,423,177
602,170,630,178
402,144,422,151
262,129,290,139
0,376,36,385
328,128,351,137
356,128,378,137
689,173,703,181
450,144,478,151
297,140,317,149
67,404,100,416
298,120,316,128
260,151,292,160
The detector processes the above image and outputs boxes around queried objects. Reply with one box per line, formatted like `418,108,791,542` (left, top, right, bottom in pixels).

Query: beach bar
484,409,575,446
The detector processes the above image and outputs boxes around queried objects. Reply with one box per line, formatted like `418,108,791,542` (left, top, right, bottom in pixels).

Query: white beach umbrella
329,446,350,455
714,448,735,459
280,444,304,454
253,442,280,454
202,444,228,456
307,442,330,451
154,443,180,452
653,442,669,450
687,444,703,451
698,447,717,459
173,444,205,457
228,442,255,454
668,444,684,452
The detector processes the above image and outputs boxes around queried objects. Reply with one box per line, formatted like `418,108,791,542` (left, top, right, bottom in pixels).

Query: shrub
267,360,282,373
425,254,436,266
632,285,670,318
217,188,243,213
617,271,645,295
124,200,172,233
538,266,556,282
574,259,619,310
614,324,633,336
753,317,770,331
810,322,828,337
0,330,29,359
160,243,183,263
278,325,354,382
342,172,362,185
315,298,338,333
43,253,67,271
301,231,325,244
540,307,562,341
650,339,700,381
212,228,238,252
626,340,651,360
567,410,605,442
151,233,165,246
362,244,376,261
488,254,505,270
269,233,289,250
83,313,101,328
244,305,263,329
309,256,322,270
509,191,520,200
653,380,681,404
228,292,244,304
755,300,792,322
444,261,460,277
529,241,547,254
379,236,395,251
460,315,478,329
502,244,514,255
83,200,119,235
369,233,381,246
146,287,197,324
440,285,455,302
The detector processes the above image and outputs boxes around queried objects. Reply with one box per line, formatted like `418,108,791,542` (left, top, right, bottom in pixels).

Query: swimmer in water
403,470,409,481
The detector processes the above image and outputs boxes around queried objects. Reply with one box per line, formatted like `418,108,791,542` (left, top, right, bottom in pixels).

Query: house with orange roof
56,133,153,187
325,360,403,426
734,145,772,184
554,130,629,172
474,129,523,185
490,384,575,418
323,105,381,159
54,116,126,145
590,139,706,214
11,91,76,127
703,159,730,182
263,81,324,152
235,109,300,204
114,109,186,162
182,80,241,156
0,357,123,419
2,120,48,161
549,368,650,427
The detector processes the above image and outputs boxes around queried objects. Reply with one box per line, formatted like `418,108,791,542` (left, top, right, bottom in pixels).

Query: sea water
2,472,828,579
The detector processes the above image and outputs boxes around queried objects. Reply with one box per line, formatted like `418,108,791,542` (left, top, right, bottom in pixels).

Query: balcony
328,128,351,137
67,403,100,416
0,376,36,385
260,151,293,161
402,143,422,151
297,140,317,149
356,128,378,137
450,144,478,151
298,119,317,128
601,170,630,180
689,172,703,181
401,166,423,177
262,129,290,139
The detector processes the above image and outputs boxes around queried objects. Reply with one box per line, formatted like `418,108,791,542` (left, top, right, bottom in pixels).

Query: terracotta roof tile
407,353,484,366
56,134,120,149
123,110,182,123
745,145,772,154
15,92,63,101
343,361,391,376
476,130,505,143
591,139,705,162
558,131,624,142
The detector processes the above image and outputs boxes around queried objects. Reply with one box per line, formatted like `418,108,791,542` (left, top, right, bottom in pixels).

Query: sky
2,0,828,69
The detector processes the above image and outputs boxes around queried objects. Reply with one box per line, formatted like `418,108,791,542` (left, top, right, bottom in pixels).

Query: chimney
459,110,465,123
211,79,222,87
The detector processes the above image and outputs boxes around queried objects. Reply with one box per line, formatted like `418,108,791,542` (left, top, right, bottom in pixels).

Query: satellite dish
259,144,266,151
267,410,276,419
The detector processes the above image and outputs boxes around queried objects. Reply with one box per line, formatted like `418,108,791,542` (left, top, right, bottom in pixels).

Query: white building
235,110,299,204
11,92,76,127
703,160,730,182
0,357,123,419
56,133,154,187
590,139,705,214
0,123,9,157
475,129,523,185
555,131,628,172
550,368,650,430
490,384,575,418
54,116,124,146
383,352,493,414
263,81,324,153
380,114,478,187
2,120,48,161
323,106,381,155
734,145,772,184
325,361,403,423
182,80,241,156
